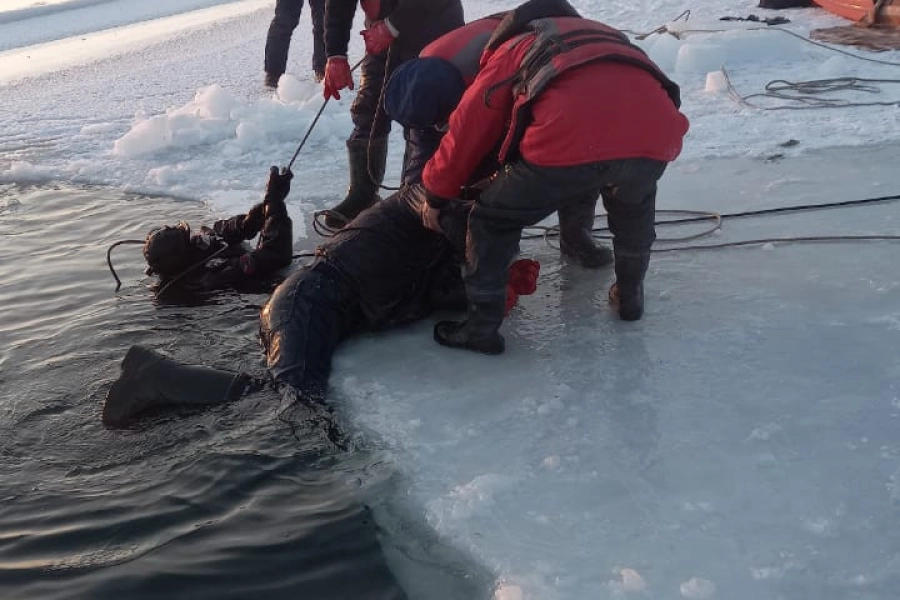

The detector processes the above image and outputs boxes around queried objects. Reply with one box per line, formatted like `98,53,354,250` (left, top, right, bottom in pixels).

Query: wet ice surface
333,146,900,599
3,0,900,597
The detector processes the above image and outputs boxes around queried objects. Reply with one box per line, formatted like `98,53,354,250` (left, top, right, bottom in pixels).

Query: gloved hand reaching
361,20,396,55
265,166,293,208
244,202,266,232
418,185,455,233
323,57,353,100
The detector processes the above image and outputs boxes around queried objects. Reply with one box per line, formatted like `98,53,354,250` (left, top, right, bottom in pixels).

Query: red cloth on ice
504,259,540,316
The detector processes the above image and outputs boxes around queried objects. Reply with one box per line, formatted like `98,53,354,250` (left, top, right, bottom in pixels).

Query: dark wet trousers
466,157,668,317
349,45,418,144
260,262,362,395
327,46,421,225
264,0,326,78
350,51,390,142
400,127,443,186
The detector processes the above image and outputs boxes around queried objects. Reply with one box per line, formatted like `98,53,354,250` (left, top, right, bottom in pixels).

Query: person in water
141,166,294,293
103,183,539,428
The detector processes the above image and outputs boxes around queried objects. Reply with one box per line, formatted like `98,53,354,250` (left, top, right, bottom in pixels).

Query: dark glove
265,166,293,205
423,186,454,209
244,202,266,232
361,20,396,55
323,57,353,100
420,186,455,232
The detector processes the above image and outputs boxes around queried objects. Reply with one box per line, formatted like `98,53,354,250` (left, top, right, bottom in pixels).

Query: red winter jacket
420,15,502,85
423,17,690,200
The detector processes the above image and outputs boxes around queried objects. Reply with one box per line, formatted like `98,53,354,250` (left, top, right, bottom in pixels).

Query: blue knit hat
384,57,466,129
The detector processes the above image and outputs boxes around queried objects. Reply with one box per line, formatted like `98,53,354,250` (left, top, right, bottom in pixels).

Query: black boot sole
434,321,505,355
608,282,644,321
559,245,614,270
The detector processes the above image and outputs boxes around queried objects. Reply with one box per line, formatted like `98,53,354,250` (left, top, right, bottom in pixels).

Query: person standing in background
264,0,327,89
317,0,463,229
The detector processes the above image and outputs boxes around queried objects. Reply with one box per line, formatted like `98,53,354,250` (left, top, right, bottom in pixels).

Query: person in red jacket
416,11,690,355
384,1,614,270
384,14,502,188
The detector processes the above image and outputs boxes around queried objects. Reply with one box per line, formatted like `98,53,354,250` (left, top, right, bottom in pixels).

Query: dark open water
0,184,492,600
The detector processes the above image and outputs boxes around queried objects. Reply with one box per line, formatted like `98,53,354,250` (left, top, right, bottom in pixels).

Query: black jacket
176,202,293,293
259,186,464,393
314,186,464,328
325,0,464,58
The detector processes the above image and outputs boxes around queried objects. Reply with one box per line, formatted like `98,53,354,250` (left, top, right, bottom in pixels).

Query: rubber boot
102,345,252,428
608,252,650,321
264,71,281,89
323,137,388,229
433,293,506,355
558,198,613,269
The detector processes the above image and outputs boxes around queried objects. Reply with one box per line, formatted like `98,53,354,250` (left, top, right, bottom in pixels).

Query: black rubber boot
102,345,252,428
608,252,650,321
433,294,506,355
323,137,388,229
264,72,281,89
558,197,613,269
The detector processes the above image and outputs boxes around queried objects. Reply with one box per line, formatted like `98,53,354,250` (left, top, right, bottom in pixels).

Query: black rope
673,193,900,222
723,69,900,110
370,45,401,194
623,9,691,40
652,234,900,253
521,192,900,241
643,192,900,230
107,239,144,291
155,242,230,297
312,210,344,236
286,97,331,171
285,57,366,171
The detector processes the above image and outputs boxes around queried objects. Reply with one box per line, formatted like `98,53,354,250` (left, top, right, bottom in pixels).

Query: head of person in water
142,221,223,280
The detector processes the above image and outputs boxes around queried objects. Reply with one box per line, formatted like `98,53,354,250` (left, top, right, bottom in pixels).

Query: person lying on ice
404,5,689,355
141,166,294,293
102,185,540,428
384,0,614,273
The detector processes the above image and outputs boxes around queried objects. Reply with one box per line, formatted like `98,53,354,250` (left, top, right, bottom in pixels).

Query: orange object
813,0,900,26
813,0,873,22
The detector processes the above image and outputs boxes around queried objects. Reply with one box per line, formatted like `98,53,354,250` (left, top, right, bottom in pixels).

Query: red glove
360,0,381,24
508,259,540,295
504,287,519,317
504,259,540,316
361,20,396,55
323,57,353,100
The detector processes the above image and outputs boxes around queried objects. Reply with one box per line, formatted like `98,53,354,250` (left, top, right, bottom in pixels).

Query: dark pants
349,45,419,142
401,127,443,186
264,0,326,78
259,263,360,395
466,157,668,302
